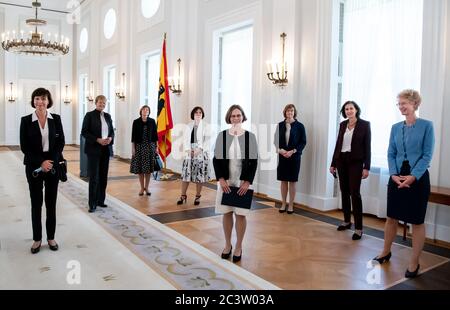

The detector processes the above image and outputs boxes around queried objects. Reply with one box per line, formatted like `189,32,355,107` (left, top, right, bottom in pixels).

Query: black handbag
221,186,254,209
58,159,68,182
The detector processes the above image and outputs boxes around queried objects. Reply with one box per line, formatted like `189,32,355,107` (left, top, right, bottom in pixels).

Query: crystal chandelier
1,1,69,56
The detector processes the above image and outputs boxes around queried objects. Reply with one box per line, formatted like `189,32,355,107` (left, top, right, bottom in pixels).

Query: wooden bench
402,186,450,240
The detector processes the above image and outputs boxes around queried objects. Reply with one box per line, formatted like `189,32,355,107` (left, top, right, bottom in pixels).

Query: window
141,0,160,19
79,74,88,133
212,25,254,131
104,9,117,39
340,0,424,168
103,66,116,127
79,28,88,53
140,51,160,118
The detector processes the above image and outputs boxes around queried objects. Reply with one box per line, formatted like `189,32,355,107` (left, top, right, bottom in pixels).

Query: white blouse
341,127,354,152
33,112,53,152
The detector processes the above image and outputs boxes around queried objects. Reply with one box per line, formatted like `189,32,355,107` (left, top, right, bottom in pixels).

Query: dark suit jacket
274,120,307,156
213,130,258,184
81,109,115,156
131,117,158,144
331,118,371,170
20,113,65,169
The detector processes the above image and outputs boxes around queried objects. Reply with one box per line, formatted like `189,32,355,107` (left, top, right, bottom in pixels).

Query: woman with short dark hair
130,105,158,196
330,101,371,240
177,106,211,205
20,88,65,254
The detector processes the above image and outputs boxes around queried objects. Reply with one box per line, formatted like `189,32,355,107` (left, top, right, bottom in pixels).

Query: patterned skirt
181,143,210,183
130,142,156,174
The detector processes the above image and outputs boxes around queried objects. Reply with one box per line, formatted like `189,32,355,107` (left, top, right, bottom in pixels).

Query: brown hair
31,88,53,109
190,106,205,120
283,104,297,119
140,105,151,117
225,105,247,124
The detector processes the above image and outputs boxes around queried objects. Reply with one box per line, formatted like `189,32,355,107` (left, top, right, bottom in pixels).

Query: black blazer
20,113,65,169
131,117,158,144
274,120,307,156
331,118,371,170
213,130,258,184
81,109,115,156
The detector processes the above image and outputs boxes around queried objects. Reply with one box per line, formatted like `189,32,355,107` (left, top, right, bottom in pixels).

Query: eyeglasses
396,102,412,107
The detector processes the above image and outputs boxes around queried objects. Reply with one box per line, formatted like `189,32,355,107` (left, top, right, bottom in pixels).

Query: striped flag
156,34,173,163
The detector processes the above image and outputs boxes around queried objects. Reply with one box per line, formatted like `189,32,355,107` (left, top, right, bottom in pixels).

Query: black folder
221,186,254,209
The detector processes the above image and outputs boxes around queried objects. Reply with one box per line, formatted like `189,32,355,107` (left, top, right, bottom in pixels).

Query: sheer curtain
341,0,423,217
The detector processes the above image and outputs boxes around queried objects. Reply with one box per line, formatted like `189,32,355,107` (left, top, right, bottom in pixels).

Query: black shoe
221,246,232,259
279,204,286,213
405,264,420,278
48,240,59,251
88,206,96,213
337,223,352,231
30,241,41,254
352,231,363,240
177,195,187,205
146,190,151,196
287,209,294,215
194,195,201,206
373,252,392,264
232,250,242,263
99,204,107,208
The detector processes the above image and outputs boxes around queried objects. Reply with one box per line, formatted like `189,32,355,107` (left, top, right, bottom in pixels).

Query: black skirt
277,154,301,182
387,170,430,224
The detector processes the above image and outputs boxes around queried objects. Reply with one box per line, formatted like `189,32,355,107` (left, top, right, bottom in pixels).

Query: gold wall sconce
169,58,182,96
7,82,16,102
87,80,94,102
266,33,288,88
115,72,126,100
63,85,71,104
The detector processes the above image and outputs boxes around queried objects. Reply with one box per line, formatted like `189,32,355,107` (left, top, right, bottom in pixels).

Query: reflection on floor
3,145,450,289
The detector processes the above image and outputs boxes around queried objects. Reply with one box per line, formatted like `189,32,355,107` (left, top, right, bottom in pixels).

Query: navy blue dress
274,120,307,182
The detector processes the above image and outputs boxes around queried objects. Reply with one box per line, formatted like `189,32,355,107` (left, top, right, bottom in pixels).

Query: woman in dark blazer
81,95,114,213
330,101,371,240
20,88,65,254
130,105,158,196
213,105,258,263
274,104,307,214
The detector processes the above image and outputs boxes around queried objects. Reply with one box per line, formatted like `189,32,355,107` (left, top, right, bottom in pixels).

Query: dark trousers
87,147,110,208
25,165,59,242
337,152,364,230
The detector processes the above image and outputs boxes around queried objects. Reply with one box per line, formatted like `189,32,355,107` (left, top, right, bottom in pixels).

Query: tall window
340,0,423,168
79,74,88,132
140,51,160,118
103,65,116,127
212,25,253,131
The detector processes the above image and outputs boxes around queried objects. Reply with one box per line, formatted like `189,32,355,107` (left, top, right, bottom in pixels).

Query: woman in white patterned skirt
177,107,211,206
213,105,258,263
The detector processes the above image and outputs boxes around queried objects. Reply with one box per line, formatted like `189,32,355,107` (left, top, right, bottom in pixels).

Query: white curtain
342,0,423,217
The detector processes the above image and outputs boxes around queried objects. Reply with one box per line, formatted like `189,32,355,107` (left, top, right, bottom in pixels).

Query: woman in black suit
20,88,65,254
330,101,371,240
130,105,158,196
81,95,115,213
274,104,307,214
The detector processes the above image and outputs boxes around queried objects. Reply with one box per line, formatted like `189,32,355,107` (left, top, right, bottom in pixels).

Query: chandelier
1,1,69,56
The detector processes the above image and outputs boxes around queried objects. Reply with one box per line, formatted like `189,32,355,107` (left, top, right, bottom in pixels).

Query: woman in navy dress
274,104,307,214
374,90,434,278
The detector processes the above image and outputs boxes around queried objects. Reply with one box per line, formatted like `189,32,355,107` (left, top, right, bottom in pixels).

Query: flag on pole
156,33,173,163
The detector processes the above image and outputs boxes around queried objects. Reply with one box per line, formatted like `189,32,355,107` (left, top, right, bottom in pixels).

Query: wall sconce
87,80,94,103
115,72,126,100
63,85,71,104
7,82,16,102
266,33,288,88
168,58,182,96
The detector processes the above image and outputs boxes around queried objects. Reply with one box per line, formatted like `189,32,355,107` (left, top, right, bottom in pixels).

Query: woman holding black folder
213,105,258,263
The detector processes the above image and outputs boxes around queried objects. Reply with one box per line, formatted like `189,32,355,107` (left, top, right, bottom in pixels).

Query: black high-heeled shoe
405,264,420,278
194,195,201,206
48,240,59,251
177,195,187,205
145,189,151,196
337,223,352,231
232,249,242,263
221,246,232,259
352,231,363,240
30,241,42,254
372,252,392,264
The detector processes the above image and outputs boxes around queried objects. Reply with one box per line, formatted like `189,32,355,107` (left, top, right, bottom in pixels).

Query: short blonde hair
397,89,421,111
95,95,107,104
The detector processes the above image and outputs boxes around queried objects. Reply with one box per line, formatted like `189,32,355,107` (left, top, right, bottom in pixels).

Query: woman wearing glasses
374,89,434,278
